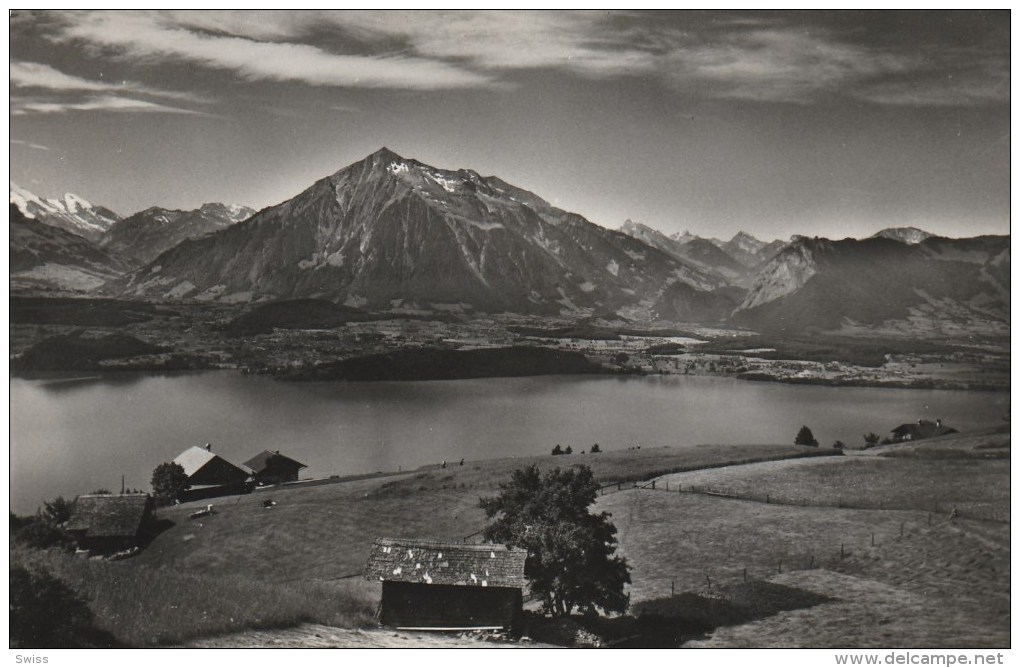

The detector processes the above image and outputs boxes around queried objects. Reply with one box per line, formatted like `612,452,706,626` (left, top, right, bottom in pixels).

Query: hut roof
65,494,150,538
174,446,252,478
365,538,528,588
891,421,958,439
243,450,307,473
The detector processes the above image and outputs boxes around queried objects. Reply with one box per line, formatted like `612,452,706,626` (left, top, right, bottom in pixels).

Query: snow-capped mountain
870,227,933,245
10,181,120,242
101,202,255,266
108,148,722,313
10,204,128,292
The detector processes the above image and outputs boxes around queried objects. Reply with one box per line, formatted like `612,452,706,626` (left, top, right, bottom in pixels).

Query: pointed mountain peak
730,230,759,243
368,146,405,162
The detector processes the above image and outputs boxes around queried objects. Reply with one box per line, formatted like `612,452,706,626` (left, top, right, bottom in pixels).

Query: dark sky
9,10,1010,241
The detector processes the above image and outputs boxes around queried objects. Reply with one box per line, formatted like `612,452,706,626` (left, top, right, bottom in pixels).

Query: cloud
33,10,1009,106
10,94,215,116
10,139,52,151
11,60,205,103
50,11,497,90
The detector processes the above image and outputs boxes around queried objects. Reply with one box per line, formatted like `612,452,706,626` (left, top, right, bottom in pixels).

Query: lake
9,372,1009,514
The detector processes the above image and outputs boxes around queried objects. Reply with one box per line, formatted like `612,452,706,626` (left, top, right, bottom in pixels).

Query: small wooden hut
365,538,528,631
244,450,307,485
65,493,153,553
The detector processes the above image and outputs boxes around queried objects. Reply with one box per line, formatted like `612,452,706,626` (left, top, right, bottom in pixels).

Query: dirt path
185,624,550,648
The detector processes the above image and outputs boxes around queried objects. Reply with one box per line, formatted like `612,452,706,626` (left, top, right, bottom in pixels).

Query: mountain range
9,150,1009,336
107,147,722,313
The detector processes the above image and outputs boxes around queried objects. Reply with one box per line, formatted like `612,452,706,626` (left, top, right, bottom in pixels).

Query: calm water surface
9,372,1008,513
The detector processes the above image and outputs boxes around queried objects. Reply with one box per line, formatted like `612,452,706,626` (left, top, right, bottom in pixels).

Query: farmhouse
365,538,528,631
244,450,307,485
891,419,958,442
65,493,153,554
173,444,253,501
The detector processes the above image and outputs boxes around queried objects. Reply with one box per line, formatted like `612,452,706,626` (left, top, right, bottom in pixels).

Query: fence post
871,532,875,547
671,579,675,597
743,567,747,582
809,554,814,568
652,480,656,490
900,522,904,538
766,494,770,504
840,542,845,559
705,574,712,589
778,560,782,574
928,513,931,526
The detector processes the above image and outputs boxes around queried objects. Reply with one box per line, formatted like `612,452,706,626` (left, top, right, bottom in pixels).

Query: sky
8,9,1011,241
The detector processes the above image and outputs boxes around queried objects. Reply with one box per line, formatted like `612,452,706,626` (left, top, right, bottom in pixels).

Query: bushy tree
480,465,631,617
590,443,601,453
564,445,573,455
795,426,819,447
863,432,881,448
42,496,74,526
151,462,188,506
551,444,564,456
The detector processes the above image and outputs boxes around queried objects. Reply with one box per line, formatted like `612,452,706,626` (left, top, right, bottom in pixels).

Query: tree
551,444,564,456
590,443,601,453
41,496,74,526
480,465,631,617
833,440,845,450
564,445,573,455
795,426,819,447
863,432,881,448
151,462,188,506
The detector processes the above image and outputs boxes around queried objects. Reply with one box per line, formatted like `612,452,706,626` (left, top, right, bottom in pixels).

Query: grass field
10,542,376,647
11,429,1009,647
595,428,1010,647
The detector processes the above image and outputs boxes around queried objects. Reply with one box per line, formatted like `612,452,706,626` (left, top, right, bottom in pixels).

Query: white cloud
10,95,213,116
35,10,1008,106
10,139,52,151
51,11,497,90
11,60,208,106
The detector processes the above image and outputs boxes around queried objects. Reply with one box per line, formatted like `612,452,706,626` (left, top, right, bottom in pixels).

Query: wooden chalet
173,445,253,501
891,419,958,443
365,538,528,631
244,450,307,485
65,493,153,553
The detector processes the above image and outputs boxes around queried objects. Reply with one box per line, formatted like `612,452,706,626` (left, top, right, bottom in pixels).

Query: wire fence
632,479,1008,524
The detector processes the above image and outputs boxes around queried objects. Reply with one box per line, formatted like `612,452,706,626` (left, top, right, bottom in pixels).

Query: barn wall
381,581,522,629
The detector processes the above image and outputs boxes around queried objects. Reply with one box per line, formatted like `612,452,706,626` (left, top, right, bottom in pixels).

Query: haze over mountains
9,149,1010,337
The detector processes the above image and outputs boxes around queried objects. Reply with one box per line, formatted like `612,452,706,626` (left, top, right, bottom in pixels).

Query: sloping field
599,430,1009,647
135,443,825,582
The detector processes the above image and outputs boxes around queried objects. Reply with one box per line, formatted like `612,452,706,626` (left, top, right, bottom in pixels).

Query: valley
9,295,1010,391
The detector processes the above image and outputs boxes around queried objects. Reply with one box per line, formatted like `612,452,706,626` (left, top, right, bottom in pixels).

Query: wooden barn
173,444,253,501
365,538,528,631
891,419,958,442
244,450,307,485
65,493,153,554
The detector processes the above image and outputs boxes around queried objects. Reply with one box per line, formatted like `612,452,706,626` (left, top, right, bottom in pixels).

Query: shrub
552,444,564,456
591,443,602,453
564,445,574,455
795,426,819,447
10,566,97,647
863,433,881,448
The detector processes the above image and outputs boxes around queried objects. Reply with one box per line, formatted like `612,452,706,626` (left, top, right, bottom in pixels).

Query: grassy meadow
11,428,1009,647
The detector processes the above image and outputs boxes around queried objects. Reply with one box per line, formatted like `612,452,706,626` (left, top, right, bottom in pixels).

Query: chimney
936,418,942,427
205,443,212,451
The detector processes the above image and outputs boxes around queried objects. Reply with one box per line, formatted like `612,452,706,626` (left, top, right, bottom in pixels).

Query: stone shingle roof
365,538,527,588
65,494,151,538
